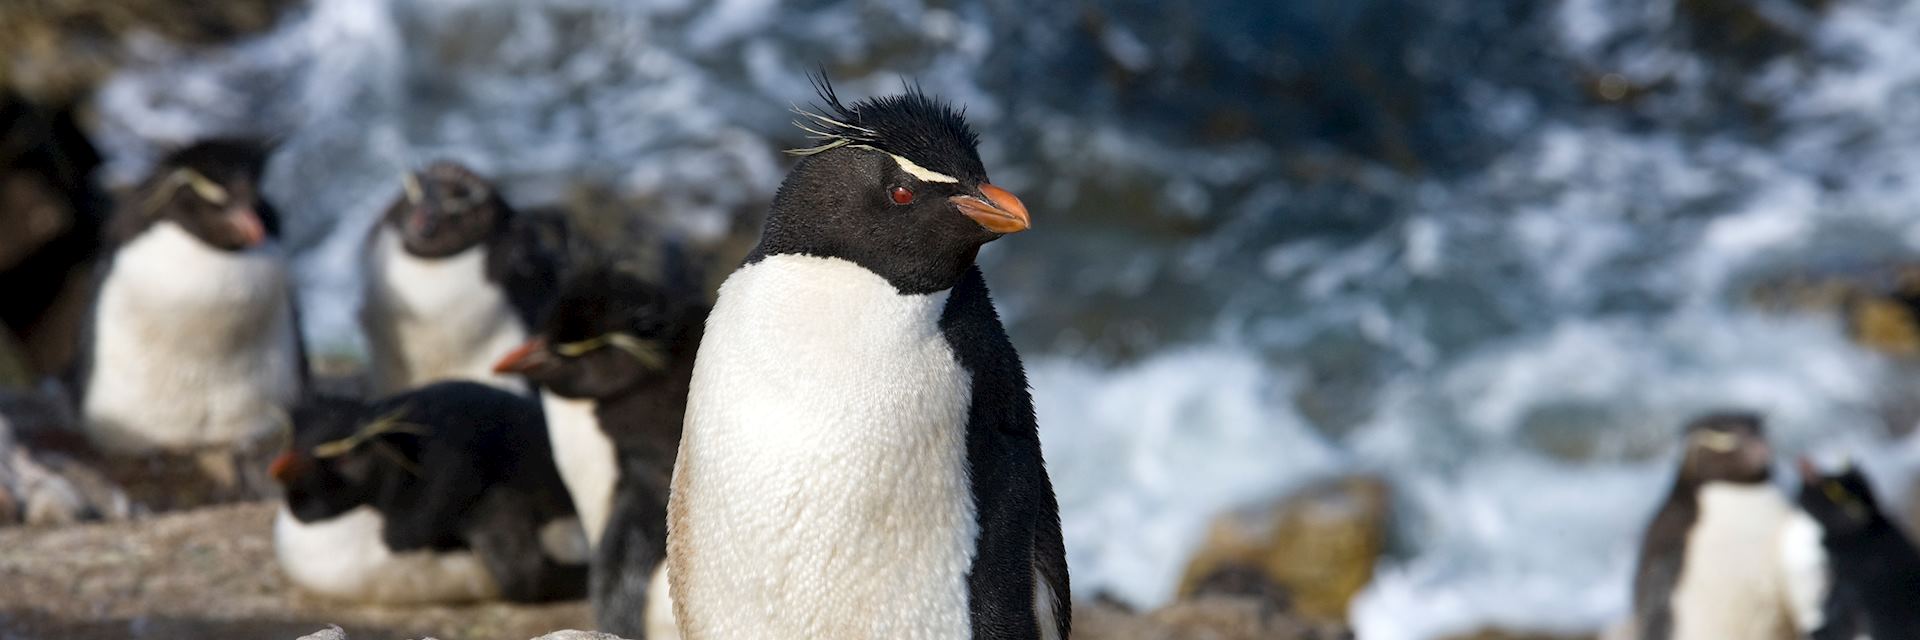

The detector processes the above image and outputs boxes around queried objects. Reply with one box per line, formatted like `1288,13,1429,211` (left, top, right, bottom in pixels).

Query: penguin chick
78,139,304,455
1632,413,1828,640
272,381,587,604
361,161,567,395
493,265,705,638
1795,459,1920,640
668,76,1068,640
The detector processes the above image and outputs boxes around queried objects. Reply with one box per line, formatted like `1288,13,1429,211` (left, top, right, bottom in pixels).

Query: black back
510,266,705,635
1797,465,1920,640
277,381,585,602
1632,412,1772,640
942,266,1071,640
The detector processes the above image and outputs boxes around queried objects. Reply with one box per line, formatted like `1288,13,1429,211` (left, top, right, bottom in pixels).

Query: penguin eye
889,186,914,205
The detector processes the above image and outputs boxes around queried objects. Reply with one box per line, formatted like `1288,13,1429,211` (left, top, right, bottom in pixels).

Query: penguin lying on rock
1795,458,1920,640
77,139,304,457
494,266,705,639
361,161,568,396
272,381,587,604
667,77,1070,640
1631,413,1835,640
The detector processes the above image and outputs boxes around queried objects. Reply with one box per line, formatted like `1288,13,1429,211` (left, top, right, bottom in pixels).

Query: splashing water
87,0,1920,637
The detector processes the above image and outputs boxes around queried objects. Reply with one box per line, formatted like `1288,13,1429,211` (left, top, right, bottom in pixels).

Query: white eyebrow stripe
846,144,960,183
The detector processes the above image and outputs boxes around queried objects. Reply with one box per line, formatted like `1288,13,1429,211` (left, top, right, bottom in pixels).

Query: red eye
889,186,914,205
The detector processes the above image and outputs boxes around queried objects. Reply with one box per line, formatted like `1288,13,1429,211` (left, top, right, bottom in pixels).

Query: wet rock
1746,264,1920,357
1177,475,1392,622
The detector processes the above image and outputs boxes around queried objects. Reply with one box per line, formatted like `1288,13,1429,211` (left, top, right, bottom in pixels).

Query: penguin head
1795,457,1882,536
271,395,420,523
1677,412,1773,486
114,139,278,251
384,161,509,258
755,76,1030,294
493,266,697,399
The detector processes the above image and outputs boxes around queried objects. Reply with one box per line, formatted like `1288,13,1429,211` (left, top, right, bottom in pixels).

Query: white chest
669,255,978,640
83,222,302,453
542,391,618,548
1669,483,1799,640
361,229,527,394
273,506,501,604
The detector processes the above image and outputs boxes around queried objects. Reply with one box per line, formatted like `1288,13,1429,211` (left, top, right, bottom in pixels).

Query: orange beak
269,452,301,484
229,208,266,247
952,183,1030,234
493,338,551,374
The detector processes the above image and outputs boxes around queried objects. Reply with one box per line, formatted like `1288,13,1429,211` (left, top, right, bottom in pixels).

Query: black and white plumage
77,140,305,455
1631,413,1831,640
271,381,587,604
666,78,1067,640
360,161,567,395
493,266,705,639
1795,459,1920,640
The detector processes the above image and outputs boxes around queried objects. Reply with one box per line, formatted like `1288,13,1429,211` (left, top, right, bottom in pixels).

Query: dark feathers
791,73,987,186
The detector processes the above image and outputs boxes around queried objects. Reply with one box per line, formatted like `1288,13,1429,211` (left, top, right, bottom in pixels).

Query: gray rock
295,626,347,640
533,632,633,640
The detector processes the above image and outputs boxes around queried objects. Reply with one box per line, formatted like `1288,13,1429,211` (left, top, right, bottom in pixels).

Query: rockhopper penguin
1631,413,1833,640
361,161,566,395
1795,458,1920,640
271,381,588,604
77,139,304,455
493,265,705,639
666,78,1070,640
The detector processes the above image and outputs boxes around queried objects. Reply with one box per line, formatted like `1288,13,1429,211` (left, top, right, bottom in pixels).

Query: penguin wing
941,267,1071,640
1631,496,1692,640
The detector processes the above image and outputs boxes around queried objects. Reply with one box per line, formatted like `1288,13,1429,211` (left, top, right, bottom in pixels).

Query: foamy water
86,0,1920,637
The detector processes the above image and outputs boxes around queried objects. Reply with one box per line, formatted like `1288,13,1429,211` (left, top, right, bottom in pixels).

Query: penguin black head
271,395,418,523
1795,458,1884,537
752,76,1031,295
1676,412,1773,486
111,139,278,251
493,267,698,399
384,161,510,258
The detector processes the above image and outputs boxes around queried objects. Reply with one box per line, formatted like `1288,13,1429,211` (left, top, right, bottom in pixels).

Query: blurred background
4,0,1920,639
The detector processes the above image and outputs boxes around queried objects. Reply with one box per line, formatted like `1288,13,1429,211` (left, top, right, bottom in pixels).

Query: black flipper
467,487,589,602
941,266,1070,640
591,458,672,638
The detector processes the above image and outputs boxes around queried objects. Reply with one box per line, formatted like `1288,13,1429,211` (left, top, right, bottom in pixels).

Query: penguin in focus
1631,413,1832,640
361,161,567,395
667,78,1070,640
1795,458,1920,640
77,139,304,455
271,381,588,604
493,265,705,638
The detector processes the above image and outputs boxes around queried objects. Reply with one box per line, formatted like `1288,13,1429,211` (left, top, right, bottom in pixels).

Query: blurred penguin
1795,458,1920,640
76,139,304,455
272,381,587,604
493,265,704,638
361,161,567,395
1631,413,1833,640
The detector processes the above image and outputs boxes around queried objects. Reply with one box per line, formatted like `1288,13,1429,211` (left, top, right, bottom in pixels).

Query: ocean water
86,0,1920,637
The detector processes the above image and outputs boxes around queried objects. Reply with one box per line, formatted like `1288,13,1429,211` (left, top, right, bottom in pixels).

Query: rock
295,626,347,640
1073,596,1351,640
533,632,633,640
1437,629,1596,640
0,481,18,525
0,0,297,104
1177,475,1392,622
